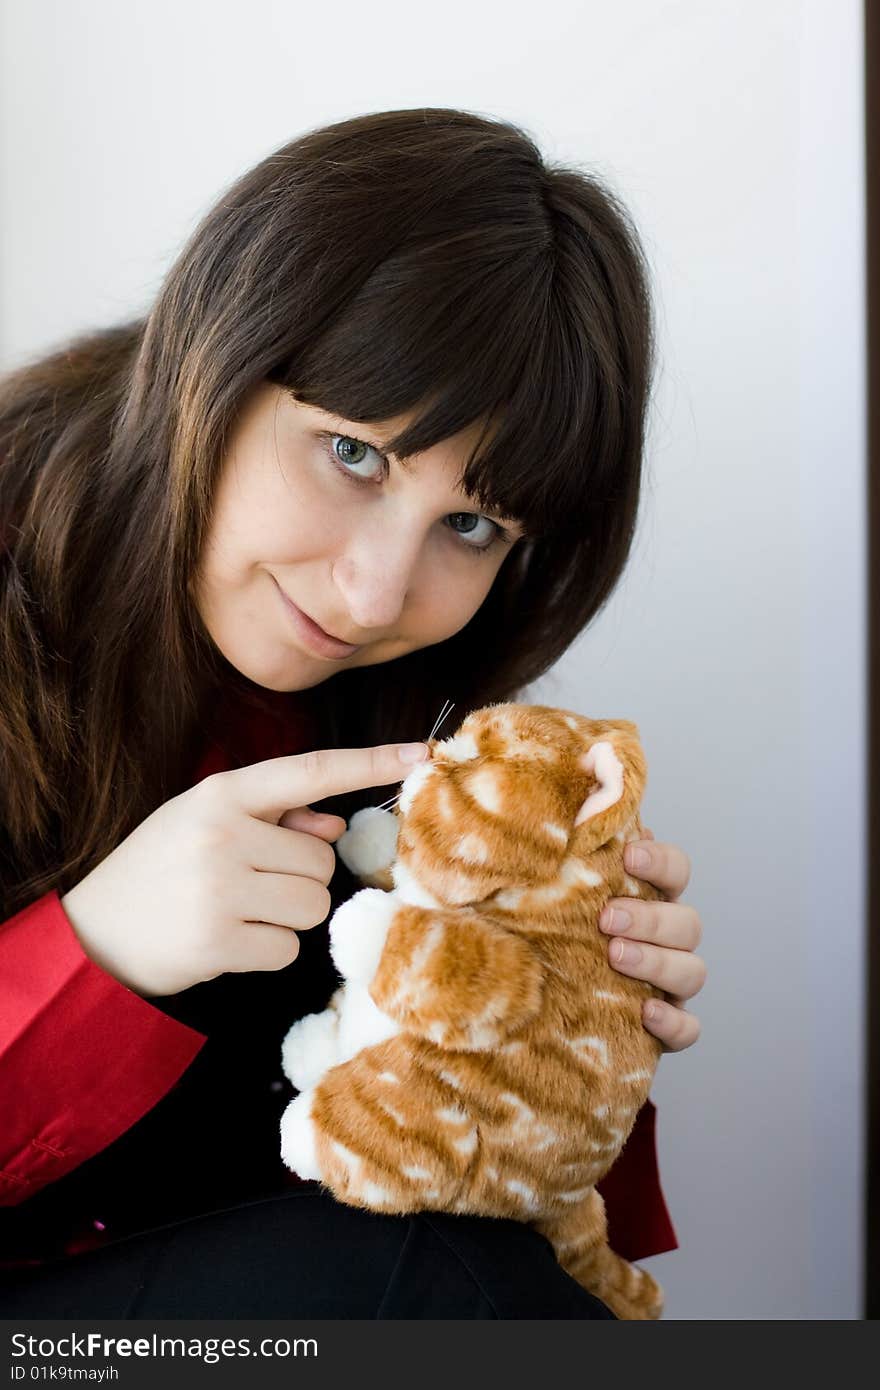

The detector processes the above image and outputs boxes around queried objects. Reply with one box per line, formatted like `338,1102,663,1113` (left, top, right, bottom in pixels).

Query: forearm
1,890,205,1204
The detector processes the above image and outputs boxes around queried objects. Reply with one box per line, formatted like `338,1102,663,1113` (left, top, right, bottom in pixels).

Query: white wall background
0,0,866,1318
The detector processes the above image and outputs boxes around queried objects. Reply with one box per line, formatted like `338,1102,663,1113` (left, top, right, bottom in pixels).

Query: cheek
418,562,500,641
234,474,342,568
277,465,359,550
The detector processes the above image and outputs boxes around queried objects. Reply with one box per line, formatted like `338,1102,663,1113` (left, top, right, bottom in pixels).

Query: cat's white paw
329,887,398,984
280,1087,321,1180
281,1007,343,1091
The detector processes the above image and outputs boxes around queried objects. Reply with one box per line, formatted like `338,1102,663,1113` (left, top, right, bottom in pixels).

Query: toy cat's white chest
335,980,401,1058
326,885,405,1056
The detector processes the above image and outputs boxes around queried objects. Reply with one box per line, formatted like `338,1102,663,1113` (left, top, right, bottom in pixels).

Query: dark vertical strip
866,0,879,1324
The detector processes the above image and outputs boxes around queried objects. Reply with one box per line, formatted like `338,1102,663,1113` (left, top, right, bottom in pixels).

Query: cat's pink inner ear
573,742,625,826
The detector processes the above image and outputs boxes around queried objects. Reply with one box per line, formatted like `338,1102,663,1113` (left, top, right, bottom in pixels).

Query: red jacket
0,680,677,1270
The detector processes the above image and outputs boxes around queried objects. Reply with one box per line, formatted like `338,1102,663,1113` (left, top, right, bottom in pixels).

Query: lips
273,578,362,659
300,607,348,643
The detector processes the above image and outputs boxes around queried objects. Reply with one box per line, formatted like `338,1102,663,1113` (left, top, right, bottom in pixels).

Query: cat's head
391,702,649,906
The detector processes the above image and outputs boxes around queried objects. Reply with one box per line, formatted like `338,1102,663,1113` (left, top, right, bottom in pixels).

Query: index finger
229,742,430,823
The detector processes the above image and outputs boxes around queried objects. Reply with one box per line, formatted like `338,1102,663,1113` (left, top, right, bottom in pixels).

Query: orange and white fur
280,703,667,1319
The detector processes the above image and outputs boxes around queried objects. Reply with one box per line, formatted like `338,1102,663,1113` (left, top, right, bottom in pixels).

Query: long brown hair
0,107,655,919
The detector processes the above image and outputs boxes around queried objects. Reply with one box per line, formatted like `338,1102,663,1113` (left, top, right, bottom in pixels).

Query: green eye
329,434,386,479
446,512,499,548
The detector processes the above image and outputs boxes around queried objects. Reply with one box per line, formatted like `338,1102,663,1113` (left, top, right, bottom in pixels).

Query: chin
217,649,319,694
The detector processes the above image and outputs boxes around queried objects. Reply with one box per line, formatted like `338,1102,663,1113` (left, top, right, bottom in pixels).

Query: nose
331,531,422,634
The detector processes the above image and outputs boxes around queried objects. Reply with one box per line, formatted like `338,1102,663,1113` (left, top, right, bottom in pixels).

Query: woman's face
192,382,525,692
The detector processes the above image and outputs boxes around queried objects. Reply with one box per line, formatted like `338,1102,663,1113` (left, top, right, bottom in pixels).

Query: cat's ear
574,741,625,826
571,727,648,852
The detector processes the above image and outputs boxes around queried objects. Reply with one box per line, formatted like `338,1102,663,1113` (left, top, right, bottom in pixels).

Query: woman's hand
59,741,430,998
599,829,705,1052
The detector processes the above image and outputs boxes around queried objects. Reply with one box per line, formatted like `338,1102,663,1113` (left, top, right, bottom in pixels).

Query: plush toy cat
279,702,667,1319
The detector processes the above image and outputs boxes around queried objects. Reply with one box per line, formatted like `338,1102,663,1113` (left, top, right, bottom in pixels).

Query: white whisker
373,700,454,816
427,699,456,741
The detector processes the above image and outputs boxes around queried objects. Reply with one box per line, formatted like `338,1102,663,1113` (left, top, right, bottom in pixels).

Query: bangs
269,222,631,541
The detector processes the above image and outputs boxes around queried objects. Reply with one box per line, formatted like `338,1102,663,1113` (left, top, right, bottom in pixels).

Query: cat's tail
534,1189,663,1320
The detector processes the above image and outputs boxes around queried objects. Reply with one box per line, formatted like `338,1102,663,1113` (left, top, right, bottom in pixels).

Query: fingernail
626,846,650,873
398,742,430,764
600,907,632,934
611,939,641,966
644,1001,658,1022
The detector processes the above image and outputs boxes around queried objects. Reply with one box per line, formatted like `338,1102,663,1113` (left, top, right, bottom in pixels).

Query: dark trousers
0,1188,615,1319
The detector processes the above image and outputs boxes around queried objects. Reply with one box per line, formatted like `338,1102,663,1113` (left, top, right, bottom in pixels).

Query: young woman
0,107,706,1318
